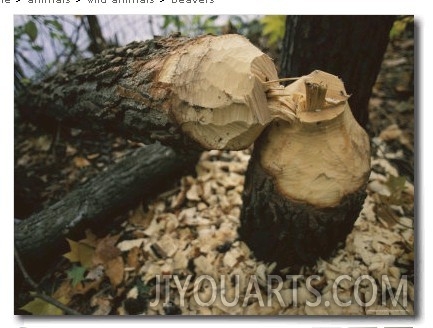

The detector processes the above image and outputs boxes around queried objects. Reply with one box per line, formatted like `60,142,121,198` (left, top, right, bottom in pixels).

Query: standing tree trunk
238,16,394,270
239,71,371,272
280,15,395,128
16,34,372,273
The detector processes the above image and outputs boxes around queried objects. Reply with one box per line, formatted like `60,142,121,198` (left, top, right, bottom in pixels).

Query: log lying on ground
16,33,371,270
239,70,371,270
15,143,200,266
17,34,278,150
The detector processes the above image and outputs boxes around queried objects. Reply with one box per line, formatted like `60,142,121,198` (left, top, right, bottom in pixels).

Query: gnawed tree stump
280,15,395,128
16,34,370,271
15,33,280,268
239,71,371,270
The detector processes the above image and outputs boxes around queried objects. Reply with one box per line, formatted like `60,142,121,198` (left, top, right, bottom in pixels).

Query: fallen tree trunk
17,34,278,150
15,143,200,266
16,34,371,271
239,71,371,271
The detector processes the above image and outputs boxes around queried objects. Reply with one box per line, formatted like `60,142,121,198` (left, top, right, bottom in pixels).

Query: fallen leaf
86,264,105,281
70,128,82,136
35,135,52,152
20,297,68,315
74,279,103,295
63,238,95,269
80,229,99,248
73,156,91,168
117,238,146,252
379,124,402,141
127,246,141,270
128,203,153,228
67,265,87,287
91,296,112,315
66,144,78,156
383,57,407,67
105,256,124,287
53,281,73,303
92,234,121,266
87,153,100,160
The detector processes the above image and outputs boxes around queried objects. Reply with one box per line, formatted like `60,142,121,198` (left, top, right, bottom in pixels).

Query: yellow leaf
63,238,95,269
73,156,91,168
20,297,68,315
105,256,124,287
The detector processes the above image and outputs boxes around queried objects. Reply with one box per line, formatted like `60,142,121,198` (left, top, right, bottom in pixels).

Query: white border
2,1,430,327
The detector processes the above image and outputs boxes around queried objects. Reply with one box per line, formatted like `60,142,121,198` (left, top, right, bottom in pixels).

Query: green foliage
14,15,77,87
44,18,63,31
389,16,414,40
161,15,220,36
261,15,286,45
66,265,87,287
24,20,38,42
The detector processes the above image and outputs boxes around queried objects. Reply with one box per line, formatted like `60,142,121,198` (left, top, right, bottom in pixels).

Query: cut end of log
157,34,278,150
261,70,371,208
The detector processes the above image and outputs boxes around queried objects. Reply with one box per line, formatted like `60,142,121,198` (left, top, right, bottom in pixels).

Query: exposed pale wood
158,35,278,150
262,71,370,208
16,32,372,271
240,71,371,269
17,34,278,151
280,15,395,128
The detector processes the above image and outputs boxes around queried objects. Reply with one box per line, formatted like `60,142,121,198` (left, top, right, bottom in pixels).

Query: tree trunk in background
84,15,109,55
238,71,371,272
280,15,395,128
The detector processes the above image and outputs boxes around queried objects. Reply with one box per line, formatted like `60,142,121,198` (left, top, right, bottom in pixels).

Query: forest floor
14,33,414,315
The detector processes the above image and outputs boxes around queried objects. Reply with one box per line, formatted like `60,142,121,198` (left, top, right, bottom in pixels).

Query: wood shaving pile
86,135,414,315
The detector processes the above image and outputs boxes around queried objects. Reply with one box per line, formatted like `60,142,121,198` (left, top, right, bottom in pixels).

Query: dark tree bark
17,35,195,149
280,15,395,128
239,130,366,271
238,71,371,272
17,33,276,151
14,33,277,268
15,143,199,267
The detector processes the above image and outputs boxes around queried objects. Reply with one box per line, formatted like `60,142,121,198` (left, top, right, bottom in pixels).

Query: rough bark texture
17,34,277,151
280,15,395,128
239,131,367,271
17,35,197,149
15,143,199,266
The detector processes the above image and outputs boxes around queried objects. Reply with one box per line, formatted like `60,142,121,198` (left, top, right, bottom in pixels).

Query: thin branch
29,292,82,315
14,246,38,290
14,246,82,315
